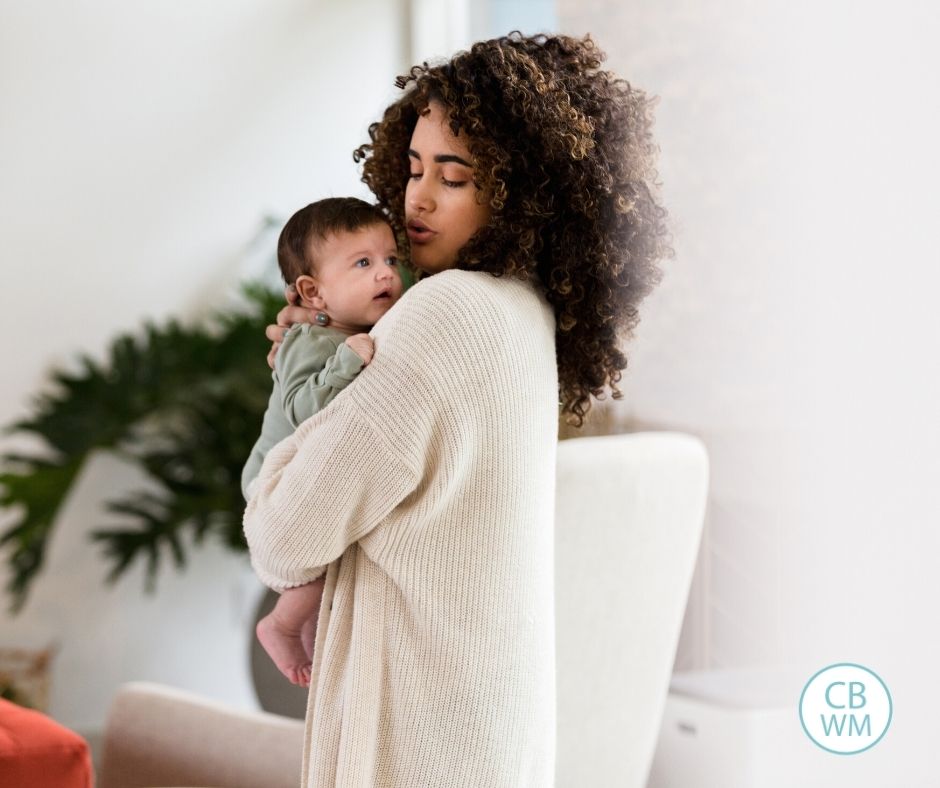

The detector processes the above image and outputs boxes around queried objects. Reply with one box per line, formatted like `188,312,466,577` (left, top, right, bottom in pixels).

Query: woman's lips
406,220,436,244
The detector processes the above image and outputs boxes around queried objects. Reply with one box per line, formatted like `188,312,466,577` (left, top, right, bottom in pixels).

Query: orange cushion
0,698,92,788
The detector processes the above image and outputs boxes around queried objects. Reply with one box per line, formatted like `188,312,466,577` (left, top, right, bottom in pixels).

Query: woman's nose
407,178,434,212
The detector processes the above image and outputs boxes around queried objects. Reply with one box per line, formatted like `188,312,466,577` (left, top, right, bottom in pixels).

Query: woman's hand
266,284,317,369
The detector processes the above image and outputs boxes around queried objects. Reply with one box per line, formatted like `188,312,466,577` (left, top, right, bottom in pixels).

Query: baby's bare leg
256,581,324,687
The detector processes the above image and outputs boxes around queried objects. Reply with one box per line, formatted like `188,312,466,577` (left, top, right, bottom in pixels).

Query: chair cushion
0,698,92,788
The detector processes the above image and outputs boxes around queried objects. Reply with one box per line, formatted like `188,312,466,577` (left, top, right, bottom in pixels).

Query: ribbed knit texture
243,269,559,787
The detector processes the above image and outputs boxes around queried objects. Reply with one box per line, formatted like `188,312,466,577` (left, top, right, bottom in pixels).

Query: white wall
0,0,408,733
558,1,939,784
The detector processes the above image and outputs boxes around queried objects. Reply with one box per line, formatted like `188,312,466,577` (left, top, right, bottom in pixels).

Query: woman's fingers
276,304,315,327
285,283,301,306
266,342,280,370
264,297,312,370
265,323,288,343
265,323,291,370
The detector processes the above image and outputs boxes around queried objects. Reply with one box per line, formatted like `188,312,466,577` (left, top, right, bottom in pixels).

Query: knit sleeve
243,395,419,590
242,270,502,591
242,285,451,590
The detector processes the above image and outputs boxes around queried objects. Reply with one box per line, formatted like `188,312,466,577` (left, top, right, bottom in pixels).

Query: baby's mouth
374,289,392,300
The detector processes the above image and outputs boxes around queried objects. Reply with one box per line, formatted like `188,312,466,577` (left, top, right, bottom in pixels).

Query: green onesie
241,324,365,500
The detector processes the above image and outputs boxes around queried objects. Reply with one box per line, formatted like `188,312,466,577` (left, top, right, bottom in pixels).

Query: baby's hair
277,197,390,284
355,32,672,427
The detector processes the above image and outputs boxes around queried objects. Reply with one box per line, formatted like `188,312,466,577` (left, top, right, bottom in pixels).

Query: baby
242,196,404,686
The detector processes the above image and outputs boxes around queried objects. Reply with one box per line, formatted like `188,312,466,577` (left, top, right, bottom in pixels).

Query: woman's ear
294,275,326,310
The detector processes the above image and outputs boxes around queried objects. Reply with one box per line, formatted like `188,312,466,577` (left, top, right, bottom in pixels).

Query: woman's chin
411,252,456,275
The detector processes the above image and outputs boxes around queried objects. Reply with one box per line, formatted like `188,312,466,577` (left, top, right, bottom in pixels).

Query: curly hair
353,32,672,426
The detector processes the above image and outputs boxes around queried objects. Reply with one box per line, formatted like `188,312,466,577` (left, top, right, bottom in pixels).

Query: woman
244,32,670,787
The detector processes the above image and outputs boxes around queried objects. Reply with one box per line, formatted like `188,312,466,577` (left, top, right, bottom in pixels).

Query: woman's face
405,101,491,274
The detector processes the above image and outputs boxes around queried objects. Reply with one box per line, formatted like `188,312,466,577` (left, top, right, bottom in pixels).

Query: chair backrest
97,681,304,788
554,432,709,788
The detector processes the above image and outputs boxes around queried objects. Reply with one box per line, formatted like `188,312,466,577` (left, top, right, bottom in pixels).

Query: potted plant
0,283,283,614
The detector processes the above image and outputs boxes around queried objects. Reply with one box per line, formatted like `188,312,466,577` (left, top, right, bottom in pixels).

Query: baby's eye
355,258,370,268
386,256,399,266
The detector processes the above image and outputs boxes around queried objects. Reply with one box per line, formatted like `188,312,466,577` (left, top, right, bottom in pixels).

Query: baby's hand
345,333,374,365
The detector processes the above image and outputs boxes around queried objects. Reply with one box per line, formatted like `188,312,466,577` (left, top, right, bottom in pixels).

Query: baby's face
309,223,404,333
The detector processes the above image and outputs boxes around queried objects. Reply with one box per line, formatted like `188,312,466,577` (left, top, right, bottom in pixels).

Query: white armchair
99,431,708,788
554,432,708,787
98,681,304,788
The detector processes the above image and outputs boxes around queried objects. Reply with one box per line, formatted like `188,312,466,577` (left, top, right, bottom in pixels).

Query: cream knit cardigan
244,269,559,787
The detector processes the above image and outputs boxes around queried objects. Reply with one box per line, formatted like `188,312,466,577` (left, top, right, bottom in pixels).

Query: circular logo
799,663,892,754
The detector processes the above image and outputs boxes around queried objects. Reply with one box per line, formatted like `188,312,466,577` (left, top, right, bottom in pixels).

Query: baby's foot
256,612,312,687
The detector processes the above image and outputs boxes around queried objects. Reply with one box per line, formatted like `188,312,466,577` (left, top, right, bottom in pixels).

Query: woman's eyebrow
408,149,472,168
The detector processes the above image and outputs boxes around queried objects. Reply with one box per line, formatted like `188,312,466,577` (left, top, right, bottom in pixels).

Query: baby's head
278,198,404,334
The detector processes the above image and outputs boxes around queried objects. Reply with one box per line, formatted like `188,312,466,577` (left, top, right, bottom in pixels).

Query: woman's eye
442,177,466,188
408,172,422,181
355,258,369,268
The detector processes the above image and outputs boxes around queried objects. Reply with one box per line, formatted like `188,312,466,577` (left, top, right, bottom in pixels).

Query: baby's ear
294,275,324,310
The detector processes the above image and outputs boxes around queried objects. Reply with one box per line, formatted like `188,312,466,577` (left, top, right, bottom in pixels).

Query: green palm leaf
0,282,283,613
